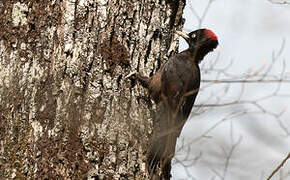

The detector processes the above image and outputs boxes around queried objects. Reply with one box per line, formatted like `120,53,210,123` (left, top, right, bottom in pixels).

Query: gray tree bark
0,0,185,179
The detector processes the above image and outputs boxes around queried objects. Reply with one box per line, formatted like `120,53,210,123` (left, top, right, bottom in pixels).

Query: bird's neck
184,48,204,64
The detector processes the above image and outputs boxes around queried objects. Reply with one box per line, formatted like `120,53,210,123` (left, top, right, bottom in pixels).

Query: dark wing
161,55,187,112
148,53,201,178
162,53,200,114
161,52,201,136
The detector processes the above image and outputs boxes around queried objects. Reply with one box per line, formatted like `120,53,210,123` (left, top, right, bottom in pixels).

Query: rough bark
0,0,185,179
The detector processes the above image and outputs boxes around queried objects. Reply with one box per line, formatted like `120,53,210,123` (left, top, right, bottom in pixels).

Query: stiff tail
147,103,180,179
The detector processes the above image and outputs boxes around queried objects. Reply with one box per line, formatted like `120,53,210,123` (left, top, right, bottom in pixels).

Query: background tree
0,0,186,179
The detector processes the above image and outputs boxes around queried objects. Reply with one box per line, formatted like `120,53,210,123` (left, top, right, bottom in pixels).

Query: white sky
173,0,290,179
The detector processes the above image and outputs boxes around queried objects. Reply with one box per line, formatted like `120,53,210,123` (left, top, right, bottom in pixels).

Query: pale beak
176,31,190,40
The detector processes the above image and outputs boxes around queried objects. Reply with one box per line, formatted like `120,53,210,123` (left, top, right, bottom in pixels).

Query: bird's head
177,29,218,62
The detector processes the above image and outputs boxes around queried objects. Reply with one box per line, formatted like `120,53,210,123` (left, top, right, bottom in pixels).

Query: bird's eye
191,34,196,38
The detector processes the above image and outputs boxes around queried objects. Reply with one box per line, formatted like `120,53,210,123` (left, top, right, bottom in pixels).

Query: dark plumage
161,29,218,131
134,29,218,179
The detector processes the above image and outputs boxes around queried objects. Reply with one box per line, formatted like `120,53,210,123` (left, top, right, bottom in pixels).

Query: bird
131,29,218,179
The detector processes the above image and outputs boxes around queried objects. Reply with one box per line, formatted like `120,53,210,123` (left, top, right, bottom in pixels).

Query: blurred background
172,0,290,179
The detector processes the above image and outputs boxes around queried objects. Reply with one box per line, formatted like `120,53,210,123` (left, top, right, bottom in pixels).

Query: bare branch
188,0,215,28
268,0,290,4
202,79,290,83
267,153,290,180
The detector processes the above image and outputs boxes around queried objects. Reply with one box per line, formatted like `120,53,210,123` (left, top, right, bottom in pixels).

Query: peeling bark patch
99,34,130,72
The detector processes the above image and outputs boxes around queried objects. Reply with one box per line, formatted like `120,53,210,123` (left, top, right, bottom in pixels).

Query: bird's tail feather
147,103,180,179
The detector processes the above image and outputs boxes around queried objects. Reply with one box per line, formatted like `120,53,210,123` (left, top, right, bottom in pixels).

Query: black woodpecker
134,29,218,179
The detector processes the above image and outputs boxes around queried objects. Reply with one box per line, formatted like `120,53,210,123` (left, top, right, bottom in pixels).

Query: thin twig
202,79,290,83
266,153,290,180
268,0,290,4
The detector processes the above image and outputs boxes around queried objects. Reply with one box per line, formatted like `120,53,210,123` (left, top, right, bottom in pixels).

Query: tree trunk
0,0,185,179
